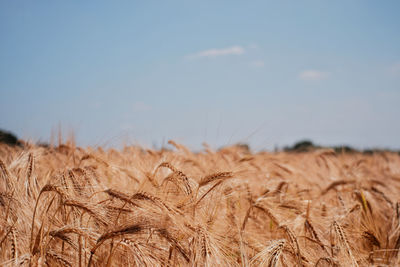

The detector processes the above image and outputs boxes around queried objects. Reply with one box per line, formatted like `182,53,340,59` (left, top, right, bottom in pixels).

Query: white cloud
247,43,259,49
91,101,102,109
250,60,264,68
298,70,330,81
133,102,151,111
187,46,245,59
389,62,400,76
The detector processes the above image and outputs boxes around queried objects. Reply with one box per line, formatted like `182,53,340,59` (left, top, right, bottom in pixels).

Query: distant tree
236,143,250,152
333,145,358,154
285,140,317,152
0,129,21,146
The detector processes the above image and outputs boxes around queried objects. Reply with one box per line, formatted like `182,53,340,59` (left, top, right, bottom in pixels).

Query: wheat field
0,140,400,266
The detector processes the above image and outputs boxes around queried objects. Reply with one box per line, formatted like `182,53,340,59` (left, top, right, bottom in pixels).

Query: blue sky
1,1,400,150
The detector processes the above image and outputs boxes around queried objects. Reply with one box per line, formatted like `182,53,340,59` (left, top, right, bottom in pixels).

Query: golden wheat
0,141,399,266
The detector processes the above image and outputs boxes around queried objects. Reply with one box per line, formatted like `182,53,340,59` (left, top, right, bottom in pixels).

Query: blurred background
1,1,399,151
